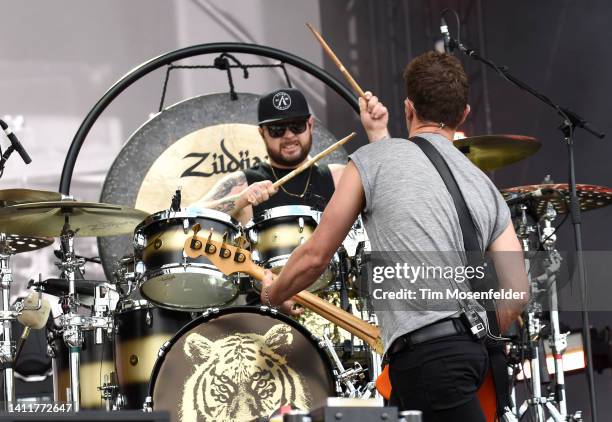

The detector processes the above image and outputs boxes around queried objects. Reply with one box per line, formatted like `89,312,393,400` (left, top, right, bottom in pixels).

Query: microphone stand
446,35,604,421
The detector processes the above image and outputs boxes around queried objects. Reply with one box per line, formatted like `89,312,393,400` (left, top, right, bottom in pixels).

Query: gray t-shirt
349,133,510,351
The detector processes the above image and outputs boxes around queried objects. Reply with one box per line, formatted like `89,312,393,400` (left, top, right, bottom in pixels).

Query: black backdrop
320,1,612,420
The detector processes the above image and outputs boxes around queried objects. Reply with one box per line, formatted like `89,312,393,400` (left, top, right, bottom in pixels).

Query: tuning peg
219,231,231,259
192,223,201,236
204,229,216,254
189,224,203,251
234,236,247,263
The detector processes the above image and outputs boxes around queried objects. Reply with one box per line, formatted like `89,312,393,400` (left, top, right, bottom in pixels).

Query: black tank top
243,162,335,216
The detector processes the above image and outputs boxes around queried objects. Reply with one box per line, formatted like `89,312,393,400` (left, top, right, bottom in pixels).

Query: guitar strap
411,136,513,418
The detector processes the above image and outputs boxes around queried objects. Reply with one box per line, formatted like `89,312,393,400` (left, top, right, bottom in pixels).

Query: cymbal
454,135,540,171
0,234,54,254
501,183,612,215
0,200,149,237
0,189,62,205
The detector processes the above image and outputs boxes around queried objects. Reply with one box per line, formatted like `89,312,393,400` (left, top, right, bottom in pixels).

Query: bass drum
147,306,336,422
114,300,192,409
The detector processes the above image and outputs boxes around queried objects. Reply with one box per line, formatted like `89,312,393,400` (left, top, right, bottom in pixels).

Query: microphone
440,17,452,53
0,119,31,164
15,292,51,363
505,188,556,206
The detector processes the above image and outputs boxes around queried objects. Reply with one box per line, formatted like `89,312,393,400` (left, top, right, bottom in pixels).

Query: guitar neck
248,263,384,355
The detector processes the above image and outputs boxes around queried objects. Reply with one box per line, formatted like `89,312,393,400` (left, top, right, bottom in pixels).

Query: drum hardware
510,197,583,422
0,232,45,407
0,198,149,411
320,327,372,399
97,371,119,411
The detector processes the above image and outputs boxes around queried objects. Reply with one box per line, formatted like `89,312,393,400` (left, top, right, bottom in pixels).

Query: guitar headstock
183,226,261,278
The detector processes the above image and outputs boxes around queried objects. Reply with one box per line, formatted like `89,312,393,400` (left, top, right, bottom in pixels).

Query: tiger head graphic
179,324,310,421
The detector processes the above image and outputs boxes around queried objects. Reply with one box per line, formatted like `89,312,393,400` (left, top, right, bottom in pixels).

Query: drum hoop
145,305,335,402
246,205,321,229
115,299,151,313
134,207,241,234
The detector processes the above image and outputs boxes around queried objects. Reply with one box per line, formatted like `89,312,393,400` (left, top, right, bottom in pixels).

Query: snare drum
134,208,242,311
246,205,337,292
146,306,336,422
114,300,192,409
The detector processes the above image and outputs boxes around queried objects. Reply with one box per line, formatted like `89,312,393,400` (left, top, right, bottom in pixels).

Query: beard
266,137,312,167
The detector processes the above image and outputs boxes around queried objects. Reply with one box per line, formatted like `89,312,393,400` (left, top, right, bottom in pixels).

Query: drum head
140,266,238,311
150,307,334,422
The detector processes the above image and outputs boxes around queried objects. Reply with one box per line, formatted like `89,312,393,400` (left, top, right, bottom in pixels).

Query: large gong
98,92,347,280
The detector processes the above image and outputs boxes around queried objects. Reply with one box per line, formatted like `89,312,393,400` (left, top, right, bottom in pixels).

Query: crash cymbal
501,183,612,215
0,189,62,205
454,135,540,171
0,234,53,254
0,200,149,237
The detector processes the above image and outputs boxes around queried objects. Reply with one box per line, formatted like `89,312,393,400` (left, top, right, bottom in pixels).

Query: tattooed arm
193,171,277,219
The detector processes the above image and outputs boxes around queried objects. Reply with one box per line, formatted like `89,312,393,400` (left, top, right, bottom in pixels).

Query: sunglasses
264,119,309,138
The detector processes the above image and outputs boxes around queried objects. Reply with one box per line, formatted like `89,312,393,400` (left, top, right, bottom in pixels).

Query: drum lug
262,305,278,315
248,230,258,244
299,236,305,245
143,396,153,412
145,310,152,327
182,218,190,234
298,217,305,232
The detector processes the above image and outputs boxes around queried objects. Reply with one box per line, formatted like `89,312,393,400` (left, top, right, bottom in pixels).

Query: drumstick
271,131,355,188
306,23,366,98
223,132,355,203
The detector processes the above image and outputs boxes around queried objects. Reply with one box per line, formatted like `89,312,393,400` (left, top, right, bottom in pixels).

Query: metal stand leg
0,247,15,408
59,225,83,411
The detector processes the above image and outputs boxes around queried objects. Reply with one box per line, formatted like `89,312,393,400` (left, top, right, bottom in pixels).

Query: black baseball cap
257,88,311,125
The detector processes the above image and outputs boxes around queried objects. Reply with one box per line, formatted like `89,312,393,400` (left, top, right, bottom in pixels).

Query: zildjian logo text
181,139,267,178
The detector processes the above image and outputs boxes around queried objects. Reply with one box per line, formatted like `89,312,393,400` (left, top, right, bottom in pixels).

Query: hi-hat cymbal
454,135,540,171
0,200,149,237
0,234,54,254
501,183,612,215
0,189,62,205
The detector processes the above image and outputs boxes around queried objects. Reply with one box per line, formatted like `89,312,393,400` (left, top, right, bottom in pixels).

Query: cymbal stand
0,234,16,408
56,217,114,411
515,205,548,421
57,219,83,411
515,203,581,421
540,204,568,418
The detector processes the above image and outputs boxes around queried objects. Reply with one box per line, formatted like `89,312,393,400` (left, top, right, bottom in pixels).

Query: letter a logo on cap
272,91,292,111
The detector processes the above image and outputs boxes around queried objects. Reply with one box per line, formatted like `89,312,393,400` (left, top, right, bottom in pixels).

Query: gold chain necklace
270,164,313,198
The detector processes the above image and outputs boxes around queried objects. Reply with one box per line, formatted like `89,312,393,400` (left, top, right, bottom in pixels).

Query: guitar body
376,366,497,422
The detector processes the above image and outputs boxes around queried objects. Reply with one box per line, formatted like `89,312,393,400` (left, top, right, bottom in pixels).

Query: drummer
194,87,389,306
194,87,389,224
